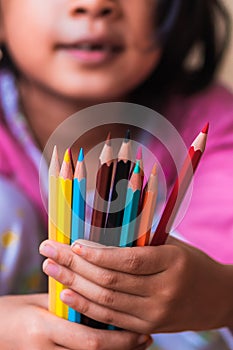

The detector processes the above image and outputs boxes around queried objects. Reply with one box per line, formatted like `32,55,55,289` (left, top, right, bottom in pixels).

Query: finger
134,337,153,350
40,241,151,296
72,239,171,274
61,289,148,335
16,293,49,309
40,239,170,275
50,316,151,350
43,259,149,319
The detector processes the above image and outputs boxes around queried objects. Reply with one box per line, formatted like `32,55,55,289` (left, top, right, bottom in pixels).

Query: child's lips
57,37,124,65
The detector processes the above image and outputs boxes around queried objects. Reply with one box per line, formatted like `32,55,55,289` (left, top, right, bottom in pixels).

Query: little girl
0,1,233,349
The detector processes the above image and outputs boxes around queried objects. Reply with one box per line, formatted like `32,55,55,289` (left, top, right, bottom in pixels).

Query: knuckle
27,311,46,340
100,289,115,307
59,269,76,287
86,335,102,350
64,252,76,270
99,270,118,288
126,250,142,273
78,299,90,314
89,248,104,265
102,309,114,325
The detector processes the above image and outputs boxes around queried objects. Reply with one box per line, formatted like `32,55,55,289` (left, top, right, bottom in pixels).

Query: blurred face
0,0,161,102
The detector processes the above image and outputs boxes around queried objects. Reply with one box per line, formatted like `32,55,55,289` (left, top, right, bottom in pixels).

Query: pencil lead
64,148,71,164
124,129,131,143
202,122,209,134
106,132,111,146
134,160,140,174
136,146,142,160
78,148,84,162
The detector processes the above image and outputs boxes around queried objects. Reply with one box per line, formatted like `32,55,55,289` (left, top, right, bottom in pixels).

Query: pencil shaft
120,189,141,247
90,162,113,243
150,127,208,246
48,176,58,314
48,146,60,314
105,159,131,246
136,190,157,246
71,178,86,243
56,177,72,319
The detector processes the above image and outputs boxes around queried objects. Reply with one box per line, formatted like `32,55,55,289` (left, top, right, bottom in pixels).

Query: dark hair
130,0,231,105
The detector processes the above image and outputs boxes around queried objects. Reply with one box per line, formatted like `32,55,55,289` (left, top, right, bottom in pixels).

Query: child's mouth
57,39,124,65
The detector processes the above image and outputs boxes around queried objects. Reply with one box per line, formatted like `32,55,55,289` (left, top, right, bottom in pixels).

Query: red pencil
150,123,209,246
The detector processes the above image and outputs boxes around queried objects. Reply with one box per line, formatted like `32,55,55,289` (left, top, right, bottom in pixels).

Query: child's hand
0,293,152,349
40,238,233,334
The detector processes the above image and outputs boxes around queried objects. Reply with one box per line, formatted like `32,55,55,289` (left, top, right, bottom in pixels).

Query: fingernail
71,242,83,255
138,335,151,345
146,337,153,348
43,260,59,278
60,290,74,304
40,243,57,258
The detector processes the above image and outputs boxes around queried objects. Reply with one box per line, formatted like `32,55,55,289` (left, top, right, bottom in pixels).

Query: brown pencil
150,123,209,246
89,133,114,243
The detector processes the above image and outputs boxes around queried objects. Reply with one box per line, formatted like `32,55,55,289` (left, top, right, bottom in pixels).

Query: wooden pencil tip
124,129,131,143
136,146,142,160
106,132,111,146
151,163,157,176
78,148,84,162
202,122,209,134
51,145,58,159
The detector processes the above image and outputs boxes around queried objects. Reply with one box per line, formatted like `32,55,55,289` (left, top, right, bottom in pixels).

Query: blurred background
219,0,233,91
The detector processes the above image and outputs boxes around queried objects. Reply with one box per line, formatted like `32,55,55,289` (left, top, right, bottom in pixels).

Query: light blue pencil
119,161,142,247
68,148,86,323
108,161,142,330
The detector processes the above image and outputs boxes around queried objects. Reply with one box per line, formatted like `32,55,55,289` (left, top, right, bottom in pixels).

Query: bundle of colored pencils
48,124,209,327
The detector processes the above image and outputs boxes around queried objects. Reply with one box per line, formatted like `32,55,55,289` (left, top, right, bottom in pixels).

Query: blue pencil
119,161,142,247
68,148,86,323
108,161,142,331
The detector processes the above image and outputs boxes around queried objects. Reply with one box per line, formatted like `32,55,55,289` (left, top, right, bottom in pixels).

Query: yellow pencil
56,148,73,319
48,146,60,314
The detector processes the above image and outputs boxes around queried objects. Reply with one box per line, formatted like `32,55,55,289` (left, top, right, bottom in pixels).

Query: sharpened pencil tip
202,122,209,134
78,148,84,162
134,160,140,174
136,146,142,160
106,132,111,146
124,129,131,143
64,148,71,164
151,163,157,176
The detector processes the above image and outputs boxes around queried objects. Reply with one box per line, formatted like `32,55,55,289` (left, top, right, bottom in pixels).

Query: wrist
218,263,233,328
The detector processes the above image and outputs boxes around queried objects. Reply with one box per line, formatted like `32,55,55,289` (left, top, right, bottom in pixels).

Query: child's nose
69,0,121,20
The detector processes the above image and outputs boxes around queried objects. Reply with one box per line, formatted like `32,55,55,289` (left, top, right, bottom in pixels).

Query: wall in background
219,0,233,91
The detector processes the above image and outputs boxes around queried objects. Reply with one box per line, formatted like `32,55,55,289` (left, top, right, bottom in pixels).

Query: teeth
76,43,111,51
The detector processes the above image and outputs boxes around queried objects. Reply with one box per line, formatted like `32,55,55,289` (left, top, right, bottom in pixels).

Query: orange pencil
136,164,158,246
150,123,209,246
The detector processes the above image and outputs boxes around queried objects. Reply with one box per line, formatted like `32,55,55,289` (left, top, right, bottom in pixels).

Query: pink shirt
0,78,233,296
164,84,233,263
